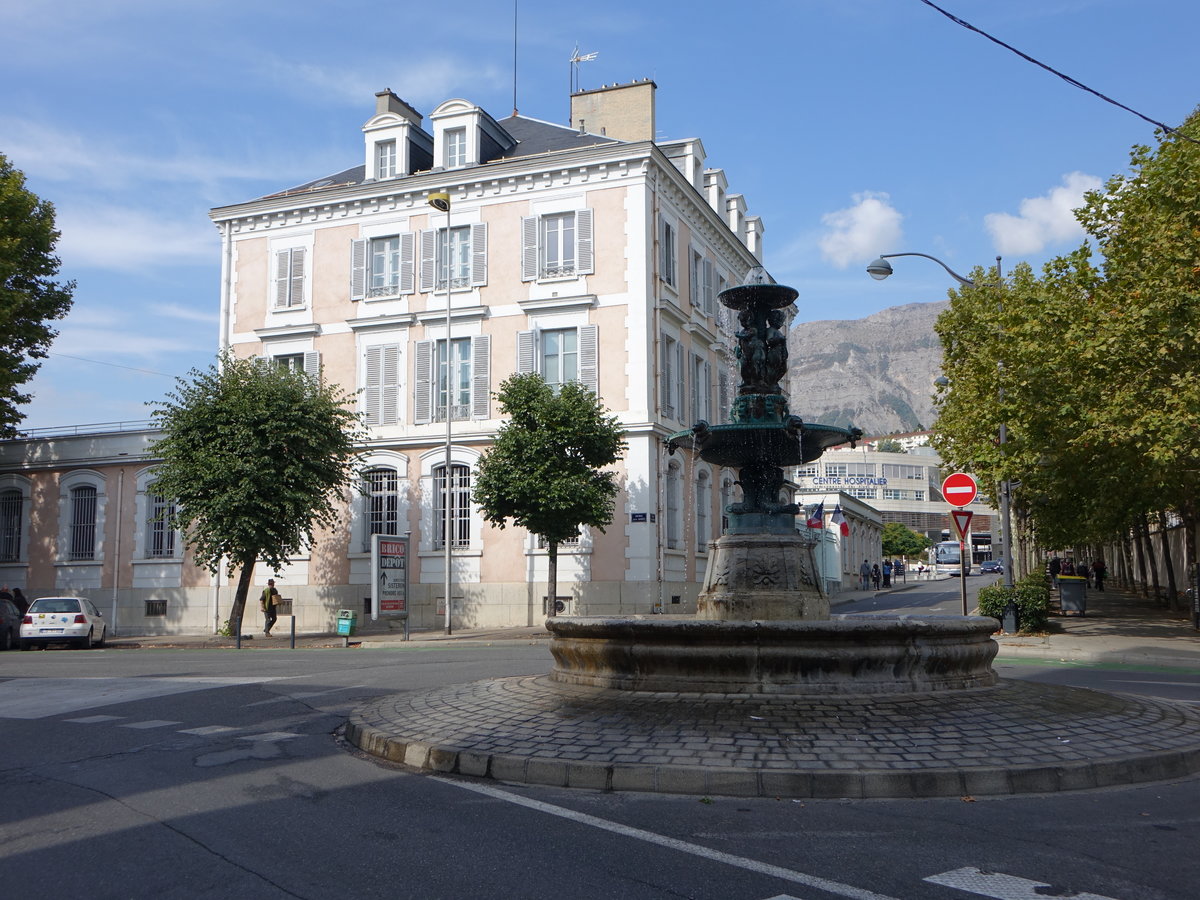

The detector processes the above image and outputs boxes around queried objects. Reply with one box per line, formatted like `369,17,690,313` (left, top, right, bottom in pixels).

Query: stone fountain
545,277,1000,694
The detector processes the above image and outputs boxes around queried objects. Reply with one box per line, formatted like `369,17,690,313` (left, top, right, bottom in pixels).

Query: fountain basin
547,615,1000,695
666,421,857,467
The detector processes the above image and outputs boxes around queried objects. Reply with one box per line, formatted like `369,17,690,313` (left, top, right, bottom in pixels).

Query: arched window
362,466,400,547
696,471,710,551
0,488,22,563
69,485,98,561
146,491,176,558
433,463,472,550
665,460,682,550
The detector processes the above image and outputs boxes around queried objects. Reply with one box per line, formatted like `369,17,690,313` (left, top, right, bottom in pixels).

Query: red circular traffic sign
941,472,978,507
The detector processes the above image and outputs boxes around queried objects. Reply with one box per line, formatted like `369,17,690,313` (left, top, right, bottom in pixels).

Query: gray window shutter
517,330,537,374
690,354,700,425
469,222,487,286
413,340,433,424
703,360,712,420
676,342,686,423
419,230,436,293
399,232,415,294
350,239,367,301
689,249,700,308
274,250,291,308
718,369,729,422
364,346,382,425
579,324,598,395
702,259,715,316
521,216,538,281
471,334,490,419
380,345,400,425
576,209,594,275
660,336,672,416
289,248,305,306
303,351,321,378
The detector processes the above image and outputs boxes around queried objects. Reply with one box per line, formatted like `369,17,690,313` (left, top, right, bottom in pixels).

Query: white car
20,596,108,650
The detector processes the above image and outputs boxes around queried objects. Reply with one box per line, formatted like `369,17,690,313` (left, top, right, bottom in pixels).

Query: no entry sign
941,472,978,508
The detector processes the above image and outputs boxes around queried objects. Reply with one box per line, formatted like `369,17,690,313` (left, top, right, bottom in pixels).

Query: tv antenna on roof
568,44,598,122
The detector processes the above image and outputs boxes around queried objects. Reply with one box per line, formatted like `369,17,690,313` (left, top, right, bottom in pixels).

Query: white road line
238,732,301,743
178,725,239,736
436,777,901,900
64,715,123,724
121,720,182,729
924,866,1119,900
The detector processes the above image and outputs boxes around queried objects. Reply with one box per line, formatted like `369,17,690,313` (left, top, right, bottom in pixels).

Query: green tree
149,352,364,633
881,521,930,559
874,438,905,453
0,154,75,437
473,373,626,617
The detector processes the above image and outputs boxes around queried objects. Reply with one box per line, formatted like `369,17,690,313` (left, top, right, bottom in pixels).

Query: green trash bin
1059,575,1087,615
336,608,358,636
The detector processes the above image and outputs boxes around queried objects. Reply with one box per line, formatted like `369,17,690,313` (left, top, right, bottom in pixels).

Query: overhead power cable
918,0,1200,145
51,353,174,378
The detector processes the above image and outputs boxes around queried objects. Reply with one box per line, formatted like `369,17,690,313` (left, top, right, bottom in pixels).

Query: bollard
1002,599,1019,635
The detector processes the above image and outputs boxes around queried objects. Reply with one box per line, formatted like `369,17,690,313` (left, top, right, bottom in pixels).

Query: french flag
831,504,850,536
805,500,825,529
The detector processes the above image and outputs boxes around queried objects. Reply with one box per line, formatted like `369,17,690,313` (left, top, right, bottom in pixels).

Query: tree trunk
1158,509,1179,610
1141,513,1163,604
1119,531,1135,590
230,560,256,636
546,540,558,618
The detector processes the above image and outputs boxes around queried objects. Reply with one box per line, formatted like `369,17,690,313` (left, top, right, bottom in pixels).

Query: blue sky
3,0,1196,430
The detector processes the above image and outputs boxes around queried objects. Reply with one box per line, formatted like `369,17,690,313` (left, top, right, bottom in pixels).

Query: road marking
64,714,123,724
0,676,280,719
179,725,239,736
121,719,182,729
924,867,1119,899
436,777,900,900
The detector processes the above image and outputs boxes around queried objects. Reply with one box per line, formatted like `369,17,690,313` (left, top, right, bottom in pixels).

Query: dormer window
445,128,467,168
376,140,397,179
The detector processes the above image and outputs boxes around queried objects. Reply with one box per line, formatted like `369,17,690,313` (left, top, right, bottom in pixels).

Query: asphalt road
0,631,1197,899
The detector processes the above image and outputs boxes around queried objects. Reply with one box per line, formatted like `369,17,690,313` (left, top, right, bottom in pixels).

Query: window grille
0,489,21,562
69,485,97,561
363,467,399,549
147,492,176,558
145,599,167,617
433,464,472,550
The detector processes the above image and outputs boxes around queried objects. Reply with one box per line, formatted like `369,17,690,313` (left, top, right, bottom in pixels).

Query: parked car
20,596,107,650
0,597,20,650
980,560,1004,574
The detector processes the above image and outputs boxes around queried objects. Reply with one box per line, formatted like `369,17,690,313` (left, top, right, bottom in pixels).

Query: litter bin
1059,575,1087,615
336,608,358,636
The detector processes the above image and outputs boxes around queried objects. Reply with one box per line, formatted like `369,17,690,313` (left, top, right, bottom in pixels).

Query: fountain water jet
547,277,1000,694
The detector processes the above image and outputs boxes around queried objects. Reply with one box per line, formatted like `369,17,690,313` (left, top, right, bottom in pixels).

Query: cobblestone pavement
346,673,1200,799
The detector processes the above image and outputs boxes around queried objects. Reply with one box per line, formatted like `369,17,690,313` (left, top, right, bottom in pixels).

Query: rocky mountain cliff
786,301,947,436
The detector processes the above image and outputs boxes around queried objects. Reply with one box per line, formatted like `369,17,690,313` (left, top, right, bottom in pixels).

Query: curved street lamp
868,251,1014,590
428,191,454,634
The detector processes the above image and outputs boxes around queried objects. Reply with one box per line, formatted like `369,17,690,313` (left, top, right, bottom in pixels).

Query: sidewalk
110,581,1199,671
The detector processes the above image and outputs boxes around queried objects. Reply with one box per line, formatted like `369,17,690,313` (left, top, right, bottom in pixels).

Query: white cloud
260,57,502,110
818,192,904,269
984,172,1102,255
56,205,217,272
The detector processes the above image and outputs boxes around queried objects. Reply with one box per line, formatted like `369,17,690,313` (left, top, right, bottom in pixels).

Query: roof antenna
568,44,599,123
511,0,519,116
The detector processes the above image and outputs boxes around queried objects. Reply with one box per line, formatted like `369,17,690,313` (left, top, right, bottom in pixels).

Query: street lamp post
428,191,454,635
867,252,1014,590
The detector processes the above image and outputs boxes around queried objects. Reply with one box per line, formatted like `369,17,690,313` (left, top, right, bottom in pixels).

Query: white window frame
57,470,106,565
521,210,594,281
349,451,410,556
419,223,487,293
516,325,599,395
376,139,397,179
691,353,712,423
413,335,491,424
272,246,307,309
661,218,677,287
351,233,415,301
363,343,402,426
445,127,467,168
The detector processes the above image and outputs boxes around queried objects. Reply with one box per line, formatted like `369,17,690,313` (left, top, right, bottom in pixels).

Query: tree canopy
473,373,626,615
149,352,364,630
0,154,75,437
881,521,930,559
932,107,1200,575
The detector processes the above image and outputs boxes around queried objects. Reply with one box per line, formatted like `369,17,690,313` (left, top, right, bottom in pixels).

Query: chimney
569,79,656,142
375,89,423,126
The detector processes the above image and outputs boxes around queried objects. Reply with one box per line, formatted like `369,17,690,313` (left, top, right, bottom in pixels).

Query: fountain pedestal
697,533,828,620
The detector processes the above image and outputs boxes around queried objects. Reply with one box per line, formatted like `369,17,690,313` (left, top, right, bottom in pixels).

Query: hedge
977,575,1050,633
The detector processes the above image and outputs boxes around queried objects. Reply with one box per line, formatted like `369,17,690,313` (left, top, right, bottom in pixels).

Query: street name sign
941,472,978,507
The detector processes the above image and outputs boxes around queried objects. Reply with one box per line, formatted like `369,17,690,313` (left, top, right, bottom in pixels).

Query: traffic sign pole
942,475,978,616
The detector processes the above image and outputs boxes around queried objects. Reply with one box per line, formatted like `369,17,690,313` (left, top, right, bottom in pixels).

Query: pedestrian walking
1092,558,1107,591
1048,555,1062,587
871,563,881,590
859,559,871,591
11,587,28,616
260,579,282,636
881,562,891,588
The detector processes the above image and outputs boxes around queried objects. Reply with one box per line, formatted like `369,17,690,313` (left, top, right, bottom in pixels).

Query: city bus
931,540,972,576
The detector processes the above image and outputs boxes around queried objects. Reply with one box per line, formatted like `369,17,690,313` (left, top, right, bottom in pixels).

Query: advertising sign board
371,534,409,619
